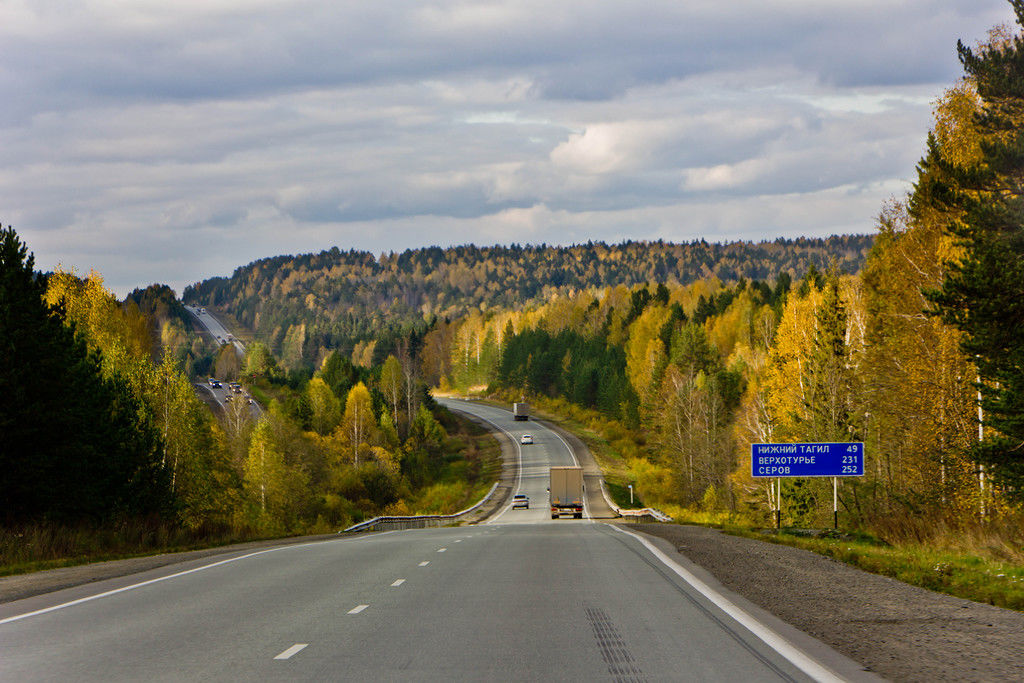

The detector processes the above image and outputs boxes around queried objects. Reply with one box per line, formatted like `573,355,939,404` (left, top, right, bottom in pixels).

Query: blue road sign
751,442,864,478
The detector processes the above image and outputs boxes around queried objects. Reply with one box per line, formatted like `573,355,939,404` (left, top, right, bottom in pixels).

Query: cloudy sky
1,1,1015,296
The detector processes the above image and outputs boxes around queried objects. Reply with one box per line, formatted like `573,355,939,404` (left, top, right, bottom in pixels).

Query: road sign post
751,442,864,529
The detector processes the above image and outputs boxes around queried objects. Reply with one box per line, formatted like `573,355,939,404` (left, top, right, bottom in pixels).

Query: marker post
833,477,838,529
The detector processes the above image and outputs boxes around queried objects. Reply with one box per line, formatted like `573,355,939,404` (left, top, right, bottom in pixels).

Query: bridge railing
342,482,500,533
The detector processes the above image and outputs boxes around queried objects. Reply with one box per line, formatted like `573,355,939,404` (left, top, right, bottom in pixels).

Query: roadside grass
661,506,1024,611
605,481,644,510
0,522,284,577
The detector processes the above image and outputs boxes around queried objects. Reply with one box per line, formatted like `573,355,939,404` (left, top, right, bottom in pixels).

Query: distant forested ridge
183,236,872,368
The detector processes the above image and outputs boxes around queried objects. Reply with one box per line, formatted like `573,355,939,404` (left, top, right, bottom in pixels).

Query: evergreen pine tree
930,3,1024,499
0,226,169,522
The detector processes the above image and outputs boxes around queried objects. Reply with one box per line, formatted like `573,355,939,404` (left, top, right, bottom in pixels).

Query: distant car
209,378,222,388
520,434,533,445
224,395,232,402
200,307,206,314
512,494,529,509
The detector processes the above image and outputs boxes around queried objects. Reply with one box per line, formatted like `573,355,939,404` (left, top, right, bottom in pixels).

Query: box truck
549,466,584,519
513,402,529,421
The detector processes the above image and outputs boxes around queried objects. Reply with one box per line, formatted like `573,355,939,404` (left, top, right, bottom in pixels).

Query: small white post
833,476,838,529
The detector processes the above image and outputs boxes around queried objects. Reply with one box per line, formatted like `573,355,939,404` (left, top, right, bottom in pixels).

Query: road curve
438,397,617,521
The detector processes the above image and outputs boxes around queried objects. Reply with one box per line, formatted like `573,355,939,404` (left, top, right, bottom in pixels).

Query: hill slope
183,236,873,367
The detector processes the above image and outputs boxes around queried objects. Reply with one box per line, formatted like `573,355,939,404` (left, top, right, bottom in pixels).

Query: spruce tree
0,226,169,522
930,3,1024,500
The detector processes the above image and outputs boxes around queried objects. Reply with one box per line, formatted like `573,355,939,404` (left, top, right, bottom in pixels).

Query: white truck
513,402,529,421
549,466,584,519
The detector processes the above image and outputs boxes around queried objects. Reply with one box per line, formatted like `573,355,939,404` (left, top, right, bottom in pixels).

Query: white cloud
0,0,1016,295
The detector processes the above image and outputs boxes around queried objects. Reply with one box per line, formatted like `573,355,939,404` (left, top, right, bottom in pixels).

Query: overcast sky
1,1,1015,296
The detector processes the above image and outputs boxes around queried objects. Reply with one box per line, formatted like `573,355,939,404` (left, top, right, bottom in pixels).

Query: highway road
0,403,870,681
184,305,261,418
437,398,593,524
185,304,245,356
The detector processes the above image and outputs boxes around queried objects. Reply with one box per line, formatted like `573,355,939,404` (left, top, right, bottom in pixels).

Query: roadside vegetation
0,522,266,577
6,3,1024,607
0,226,501,573
729,526,1024,611
430,12,1024,604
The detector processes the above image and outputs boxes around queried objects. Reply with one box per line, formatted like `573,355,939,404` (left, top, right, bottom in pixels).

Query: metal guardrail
342,482,500,533
617,507,673,523
598,480,672,523
599,479,620,514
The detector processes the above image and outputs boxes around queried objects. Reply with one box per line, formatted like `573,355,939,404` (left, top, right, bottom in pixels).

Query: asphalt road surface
185,305,245,356
0,401,871,681
185,305,260,418
437,398,590,524
0,525,871,681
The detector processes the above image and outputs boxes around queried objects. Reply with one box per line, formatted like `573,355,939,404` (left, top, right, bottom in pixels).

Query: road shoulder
633,523,1024,682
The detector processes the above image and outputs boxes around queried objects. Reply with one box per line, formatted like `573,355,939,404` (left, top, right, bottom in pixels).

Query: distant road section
184,305,260,418
437,398,617,521
184,305,245,357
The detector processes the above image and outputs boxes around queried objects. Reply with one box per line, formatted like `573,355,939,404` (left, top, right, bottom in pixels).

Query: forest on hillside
8,6,1024,568
183,236,873,372
1,225,497,562
404,17,1024,540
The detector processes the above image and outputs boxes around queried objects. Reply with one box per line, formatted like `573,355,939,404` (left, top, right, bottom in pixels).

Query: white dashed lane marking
391,579,406,587
419,561,430,566
274,644,308,660
437,548,446,553
348,604,369,614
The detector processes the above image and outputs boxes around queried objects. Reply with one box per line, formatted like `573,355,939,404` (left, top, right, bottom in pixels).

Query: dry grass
0,520,269,576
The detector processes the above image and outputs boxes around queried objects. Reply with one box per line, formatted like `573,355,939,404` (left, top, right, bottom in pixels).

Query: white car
520,434,533,445
512,494,529,509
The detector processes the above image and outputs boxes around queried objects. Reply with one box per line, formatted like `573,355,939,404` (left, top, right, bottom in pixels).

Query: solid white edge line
0,531,403,626
438,401,520,524
274,643,308,660
476,411,523,525
607,524,843,683
348,604,369,614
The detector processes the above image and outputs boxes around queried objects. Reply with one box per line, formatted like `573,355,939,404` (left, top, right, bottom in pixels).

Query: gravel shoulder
632,523,1024,682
